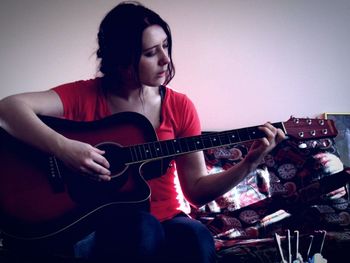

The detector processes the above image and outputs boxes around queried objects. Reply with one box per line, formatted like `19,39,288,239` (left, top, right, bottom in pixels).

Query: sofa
190,134,350,263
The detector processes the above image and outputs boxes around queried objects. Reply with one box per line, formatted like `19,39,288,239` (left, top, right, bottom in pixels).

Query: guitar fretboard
125,122,285,164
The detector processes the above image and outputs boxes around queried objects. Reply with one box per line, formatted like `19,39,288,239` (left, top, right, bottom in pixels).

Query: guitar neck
125,122,285,164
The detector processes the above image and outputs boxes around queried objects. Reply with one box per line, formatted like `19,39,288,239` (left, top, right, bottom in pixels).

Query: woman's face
139,25,170,87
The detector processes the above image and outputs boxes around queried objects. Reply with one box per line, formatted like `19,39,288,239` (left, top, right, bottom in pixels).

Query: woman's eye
143,42,168,57
144,51,156,57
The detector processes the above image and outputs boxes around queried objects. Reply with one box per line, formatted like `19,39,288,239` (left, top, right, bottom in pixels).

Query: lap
161,213,217,263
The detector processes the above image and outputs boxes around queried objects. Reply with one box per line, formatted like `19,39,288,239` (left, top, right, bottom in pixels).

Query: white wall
1,0,349,130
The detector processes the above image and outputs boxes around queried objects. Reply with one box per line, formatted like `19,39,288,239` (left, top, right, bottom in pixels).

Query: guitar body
0,112,159,241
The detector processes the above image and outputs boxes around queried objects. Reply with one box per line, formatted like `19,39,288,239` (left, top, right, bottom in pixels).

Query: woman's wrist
240,156,260,175
49,132,68,159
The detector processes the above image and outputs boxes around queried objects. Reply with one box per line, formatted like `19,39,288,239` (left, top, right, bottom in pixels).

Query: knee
136,211,165,250
185,226,216,263
165,219,216,262
188,222,215,252
177,219,214,247
92,211,165,261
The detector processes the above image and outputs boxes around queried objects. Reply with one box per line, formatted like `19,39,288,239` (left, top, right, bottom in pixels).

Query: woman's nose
159,49,170,66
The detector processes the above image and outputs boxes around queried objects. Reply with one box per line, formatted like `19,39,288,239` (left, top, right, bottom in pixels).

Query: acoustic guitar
0,112,337,241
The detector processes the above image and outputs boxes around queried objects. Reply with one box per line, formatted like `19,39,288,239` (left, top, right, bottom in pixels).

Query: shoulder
163,86,194,107
52,78,102,96
51,78,107,120
163,86,201,136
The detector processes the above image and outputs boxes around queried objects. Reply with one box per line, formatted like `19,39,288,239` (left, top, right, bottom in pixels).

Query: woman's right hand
57,138,111,181
0,91,110,182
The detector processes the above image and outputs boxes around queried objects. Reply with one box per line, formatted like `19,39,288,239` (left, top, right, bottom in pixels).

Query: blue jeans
74,210,216,263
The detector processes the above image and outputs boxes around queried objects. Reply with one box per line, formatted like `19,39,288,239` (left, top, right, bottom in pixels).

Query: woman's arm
176,122,285,208
0,91,111,180
0,90,65,152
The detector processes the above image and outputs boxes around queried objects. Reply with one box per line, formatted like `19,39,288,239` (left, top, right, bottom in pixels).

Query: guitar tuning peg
289,115,297,122
293,117,300,124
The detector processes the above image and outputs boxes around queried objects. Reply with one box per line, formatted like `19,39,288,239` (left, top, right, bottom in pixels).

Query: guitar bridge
48,156,65,193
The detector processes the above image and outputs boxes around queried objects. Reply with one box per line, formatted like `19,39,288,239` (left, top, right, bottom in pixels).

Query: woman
0,2,285,262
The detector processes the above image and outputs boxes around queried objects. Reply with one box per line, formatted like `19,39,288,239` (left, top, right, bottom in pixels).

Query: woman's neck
108,82,143,100
107,84,162,129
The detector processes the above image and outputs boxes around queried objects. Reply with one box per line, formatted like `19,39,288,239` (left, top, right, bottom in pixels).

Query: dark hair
97,1,175,88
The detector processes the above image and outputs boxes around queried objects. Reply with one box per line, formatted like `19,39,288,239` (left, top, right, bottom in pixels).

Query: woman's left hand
244,122,285,168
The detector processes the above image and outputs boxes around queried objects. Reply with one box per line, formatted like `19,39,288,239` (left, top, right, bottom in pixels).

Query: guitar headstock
283,117,338,141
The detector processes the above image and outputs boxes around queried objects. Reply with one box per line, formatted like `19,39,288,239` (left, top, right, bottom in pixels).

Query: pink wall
1,0,349,130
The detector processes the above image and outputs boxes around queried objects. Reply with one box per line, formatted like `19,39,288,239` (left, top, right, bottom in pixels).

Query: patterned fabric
191,137,349,251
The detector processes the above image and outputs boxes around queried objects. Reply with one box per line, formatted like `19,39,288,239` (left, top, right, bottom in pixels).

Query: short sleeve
177,94,201,138
52,78,109,121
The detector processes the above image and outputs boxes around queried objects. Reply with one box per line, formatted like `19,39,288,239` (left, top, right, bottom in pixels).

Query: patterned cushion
191,137,349,246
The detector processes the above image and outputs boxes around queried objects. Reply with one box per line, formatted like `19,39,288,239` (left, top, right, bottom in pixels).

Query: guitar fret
141,144,146,160
210,135,221,147
149,142,158,158
237,128,249,142
186,138,196,151
160,141,168,156
160,141,169,156
130,146,140,162
201,137,206,148
172,139,182,154
142,145,149,160
216,135,223,146
218,133,230,145
227,131,239,144
247,127,255,140
143,143,152,160
140,145,147,160
193,136,204,150
202,136,212,149
154,141,163,158
129,147,136,162
247,127,264,140
165,140,176,155
179,138,189,153
136,145,143,161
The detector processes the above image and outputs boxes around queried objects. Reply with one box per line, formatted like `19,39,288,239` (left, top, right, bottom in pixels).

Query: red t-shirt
53,78,201,221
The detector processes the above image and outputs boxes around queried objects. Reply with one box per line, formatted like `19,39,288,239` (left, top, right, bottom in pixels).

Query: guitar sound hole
96,143,127,176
